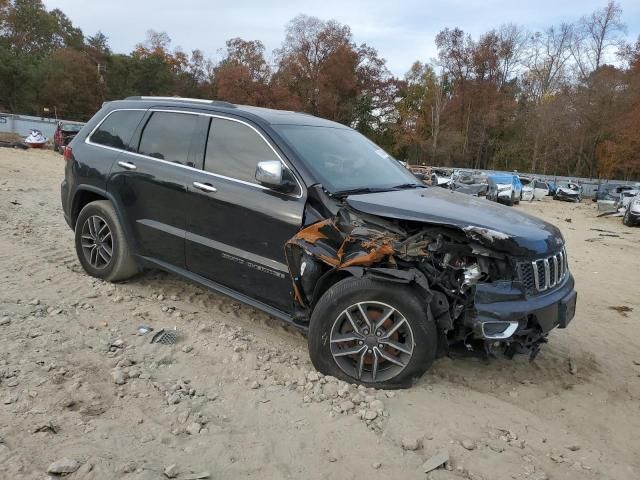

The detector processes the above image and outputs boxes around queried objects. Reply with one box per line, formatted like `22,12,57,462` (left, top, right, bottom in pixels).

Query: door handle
117,161,137,170
193,182,217,193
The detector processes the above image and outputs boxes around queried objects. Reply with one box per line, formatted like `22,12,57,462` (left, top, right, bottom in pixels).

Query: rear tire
75,200,139,282
308,276,437,389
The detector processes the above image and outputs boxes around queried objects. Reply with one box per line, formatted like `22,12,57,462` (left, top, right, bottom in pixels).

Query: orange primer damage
285,219,400,307
340,242,395,268
290,219,333,244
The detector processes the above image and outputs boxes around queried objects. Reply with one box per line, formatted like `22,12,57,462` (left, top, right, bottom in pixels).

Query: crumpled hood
346,187,564,257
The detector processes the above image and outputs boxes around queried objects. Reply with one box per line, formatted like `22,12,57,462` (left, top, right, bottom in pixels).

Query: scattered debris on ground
608,305,633,317
1,149,639,479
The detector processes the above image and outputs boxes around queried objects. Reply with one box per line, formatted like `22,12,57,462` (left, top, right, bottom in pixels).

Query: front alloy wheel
308,277,437,388
330,301,414,383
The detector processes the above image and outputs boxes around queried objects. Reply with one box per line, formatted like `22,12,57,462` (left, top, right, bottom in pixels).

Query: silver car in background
623,192,640,226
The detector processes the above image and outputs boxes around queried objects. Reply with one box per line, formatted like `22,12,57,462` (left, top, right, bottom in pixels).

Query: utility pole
97,64,107,102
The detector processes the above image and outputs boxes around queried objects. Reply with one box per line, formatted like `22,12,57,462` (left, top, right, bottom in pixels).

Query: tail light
63,146,72,161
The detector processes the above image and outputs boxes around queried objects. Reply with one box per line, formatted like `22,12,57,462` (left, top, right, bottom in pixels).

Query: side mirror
255,160,296,193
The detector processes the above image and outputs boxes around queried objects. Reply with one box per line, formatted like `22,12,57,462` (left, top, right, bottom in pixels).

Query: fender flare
315,265,433,304
70,185,136,250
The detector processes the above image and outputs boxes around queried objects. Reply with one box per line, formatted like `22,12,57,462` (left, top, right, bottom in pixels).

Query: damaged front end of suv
286,185,576,376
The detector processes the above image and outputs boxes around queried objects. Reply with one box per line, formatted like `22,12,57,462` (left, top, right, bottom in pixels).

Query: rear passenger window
90,110,145,150
138,112,197,164
205,117,279,183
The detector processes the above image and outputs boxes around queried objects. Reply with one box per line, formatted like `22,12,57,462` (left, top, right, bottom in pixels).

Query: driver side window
204,117,280,184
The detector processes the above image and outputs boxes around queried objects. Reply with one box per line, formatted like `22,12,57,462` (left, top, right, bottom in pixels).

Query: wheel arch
307,273,439,387
70,186,133,243
310,266,434,318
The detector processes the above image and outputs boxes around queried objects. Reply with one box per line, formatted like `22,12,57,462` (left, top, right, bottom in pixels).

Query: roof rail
125,96,236,108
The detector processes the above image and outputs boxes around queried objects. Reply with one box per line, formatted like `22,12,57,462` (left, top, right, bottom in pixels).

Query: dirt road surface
1,149,639,480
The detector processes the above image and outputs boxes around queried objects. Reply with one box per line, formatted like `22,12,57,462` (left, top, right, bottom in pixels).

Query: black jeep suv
61,97,577,388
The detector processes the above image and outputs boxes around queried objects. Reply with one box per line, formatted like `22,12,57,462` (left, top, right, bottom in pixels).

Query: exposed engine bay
284,202,557,361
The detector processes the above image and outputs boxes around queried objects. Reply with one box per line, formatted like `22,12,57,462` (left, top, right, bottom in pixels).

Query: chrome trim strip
186,231,288,273
139,96,215,104
136,219,288,273
542,259,550,291
558,251,564,280
552,255,559,285
481,321,519,340
532,260,541,291
84,108,305,199
136,219,185,239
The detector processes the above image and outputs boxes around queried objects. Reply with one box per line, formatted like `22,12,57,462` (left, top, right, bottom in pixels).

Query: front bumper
555,192,580,202
627,209,640,223
469,273,576,341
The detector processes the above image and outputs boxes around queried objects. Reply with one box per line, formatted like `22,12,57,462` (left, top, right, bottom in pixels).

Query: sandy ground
0,148,639,480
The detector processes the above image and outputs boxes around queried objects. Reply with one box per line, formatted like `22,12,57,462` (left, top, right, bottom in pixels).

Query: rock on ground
47,457,81,474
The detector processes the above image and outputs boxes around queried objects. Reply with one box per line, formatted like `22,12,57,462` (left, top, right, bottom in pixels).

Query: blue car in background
486,173,522,206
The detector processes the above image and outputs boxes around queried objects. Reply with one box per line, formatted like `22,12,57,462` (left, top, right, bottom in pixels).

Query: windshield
61,124,83,132
274,125,421,193
490,175,513,184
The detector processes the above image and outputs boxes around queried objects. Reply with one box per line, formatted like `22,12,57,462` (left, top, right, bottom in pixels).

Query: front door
185,116,305,313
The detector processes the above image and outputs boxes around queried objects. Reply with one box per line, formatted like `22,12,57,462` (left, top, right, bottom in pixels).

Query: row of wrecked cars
408,166,581,207
595,183,640,227
407,164,639,227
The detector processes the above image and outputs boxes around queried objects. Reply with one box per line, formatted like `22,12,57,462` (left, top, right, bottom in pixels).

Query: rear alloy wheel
80,215,113,269
75,200,139,282
308,277,437,388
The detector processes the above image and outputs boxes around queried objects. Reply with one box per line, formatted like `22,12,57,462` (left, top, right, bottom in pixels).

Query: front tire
75,200,138,282
623,210,633,226
308,277,437,389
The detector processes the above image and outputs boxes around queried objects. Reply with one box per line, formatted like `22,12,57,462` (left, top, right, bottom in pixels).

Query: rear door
185,115,305,313
106,109,200,268
533,180,548,200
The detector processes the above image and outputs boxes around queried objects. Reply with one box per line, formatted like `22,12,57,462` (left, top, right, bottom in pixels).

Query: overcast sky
43,0,640,76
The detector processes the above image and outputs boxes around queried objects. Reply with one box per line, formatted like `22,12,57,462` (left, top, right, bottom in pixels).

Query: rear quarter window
90,110,145,150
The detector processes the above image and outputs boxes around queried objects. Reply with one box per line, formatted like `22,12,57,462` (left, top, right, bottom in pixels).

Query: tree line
1,0,638,179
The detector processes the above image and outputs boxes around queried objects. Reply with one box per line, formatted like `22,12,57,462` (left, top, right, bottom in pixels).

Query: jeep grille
518,249,568,295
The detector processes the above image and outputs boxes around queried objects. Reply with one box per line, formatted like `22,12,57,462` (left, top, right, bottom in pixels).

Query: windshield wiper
330,187,391,197
331,183,425,198
389,183,426,190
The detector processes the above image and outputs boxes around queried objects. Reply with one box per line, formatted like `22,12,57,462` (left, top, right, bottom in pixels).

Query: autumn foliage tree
0,0,638,179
